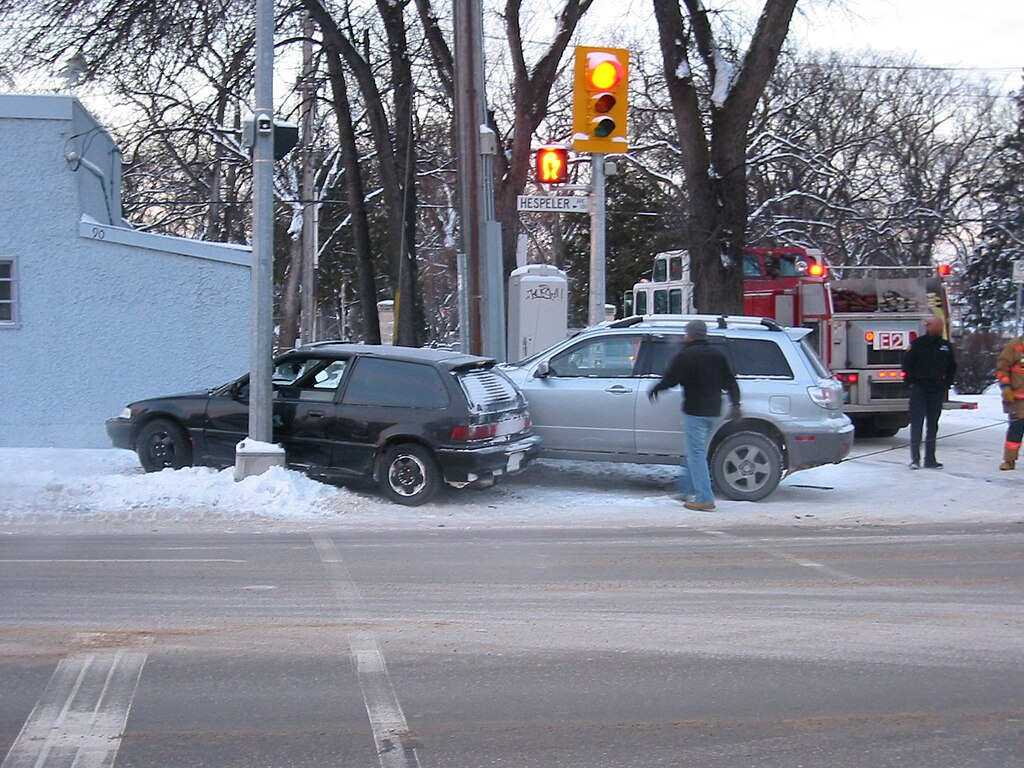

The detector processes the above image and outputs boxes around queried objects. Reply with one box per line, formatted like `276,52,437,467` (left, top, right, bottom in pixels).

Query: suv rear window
343,358,449,408
725,338,793,379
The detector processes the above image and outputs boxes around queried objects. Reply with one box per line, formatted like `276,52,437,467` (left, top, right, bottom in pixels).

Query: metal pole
299,13,317,344
248,0,275,443
588,153,606,327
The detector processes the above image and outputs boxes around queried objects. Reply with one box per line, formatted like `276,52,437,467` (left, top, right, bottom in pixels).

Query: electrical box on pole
572,46,629,154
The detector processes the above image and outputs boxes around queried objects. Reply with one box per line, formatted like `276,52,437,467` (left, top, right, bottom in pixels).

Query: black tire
136,418,192,472
711,431,783,502
377,443,441,506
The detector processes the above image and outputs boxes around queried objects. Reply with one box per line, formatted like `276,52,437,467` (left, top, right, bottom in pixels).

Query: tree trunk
377,0,421,347
324,44,381,345
653,0,798,313
278,231,303,348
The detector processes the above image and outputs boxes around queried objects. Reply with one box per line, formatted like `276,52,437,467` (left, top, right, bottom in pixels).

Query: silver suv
503,315,854,501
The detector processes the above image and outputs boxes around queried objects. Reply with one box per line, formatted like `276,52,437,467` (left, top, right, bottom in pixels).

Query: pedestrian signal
536,146,569,184
573,46,629,154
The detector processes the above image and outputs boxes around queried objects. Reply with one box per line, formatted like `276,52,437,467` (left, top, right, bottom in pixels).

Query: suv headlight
807,380,842,410
118,406,132,420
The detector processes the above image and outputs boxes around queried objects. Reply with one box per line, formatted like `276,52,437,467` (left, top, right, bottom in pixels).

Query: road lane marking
697,529,865,583
0,559,246,563
1,649,148,768
313,536,421,768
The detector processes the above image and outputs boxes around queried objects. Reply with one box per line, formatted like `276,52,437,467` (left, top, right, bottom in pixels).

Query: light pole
235,0,286,479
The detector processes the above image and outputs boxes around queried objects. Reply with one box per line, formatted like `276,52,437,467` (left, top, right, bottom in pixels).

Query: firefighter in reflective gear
996,335,1024,470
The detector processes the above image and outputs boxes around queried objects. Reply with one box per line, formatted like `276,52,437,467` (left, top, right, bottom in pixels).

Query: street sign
517,195,588,213
1013,260,1024,284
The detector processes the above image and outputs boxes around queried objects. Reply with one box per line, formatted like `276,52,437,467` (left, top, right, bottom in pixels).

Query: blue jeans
678,414,715,504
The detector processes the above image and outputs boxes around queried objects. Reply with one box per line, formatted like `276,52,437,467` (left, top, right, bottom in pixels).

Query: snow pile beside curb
0,449,359,520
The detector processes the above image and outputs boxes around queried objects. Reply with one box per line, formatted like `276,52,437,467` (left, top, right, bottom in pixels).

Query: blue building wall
0,95,252,447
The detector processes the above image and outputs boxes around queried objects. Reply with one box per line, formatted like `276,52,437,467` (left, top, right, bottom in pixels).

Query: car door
274,357,351,471
633,333,687,457
203,358,321,466
723,337,800,425
522,334,642,454
203,378,250,465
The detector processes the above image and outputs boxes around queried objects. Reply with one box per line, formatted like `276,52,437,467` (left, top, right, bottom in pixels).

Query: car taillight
909,332,918,341
864,331,875,343
835,372,858,385
450,423,498,441
876,370,906,379
808,380,842,410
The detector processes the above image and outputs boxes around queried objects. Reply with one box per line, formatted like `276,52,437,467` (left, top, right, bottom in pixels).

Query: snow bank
0,392,1017,531
0,449,362,521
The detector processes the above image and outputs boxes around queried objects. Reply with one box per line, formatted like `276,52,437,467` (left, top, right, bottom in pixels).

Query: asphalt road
1,522,1022,767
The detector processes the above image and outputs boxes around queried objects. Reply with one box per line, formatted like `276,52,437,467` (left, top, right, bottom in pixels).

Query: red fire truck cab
625,247,972,437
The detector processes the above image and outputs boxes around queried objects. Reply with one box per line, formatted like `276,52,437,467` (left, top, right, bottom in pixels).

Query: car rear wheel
377,443,441,506
711,431,783,502
136,418,192,472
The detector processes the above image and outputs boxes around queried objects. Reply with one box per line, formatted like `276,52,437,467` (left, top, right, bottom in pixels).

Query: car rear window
725,338,794,379
343,358,450,408
457,367,520,410
800,338,831,378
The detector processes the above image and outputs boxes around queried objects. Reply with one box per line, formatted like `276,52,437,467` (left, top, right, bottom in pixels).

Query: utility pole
588,153,606,327
453,0,505,360
236,0,285,479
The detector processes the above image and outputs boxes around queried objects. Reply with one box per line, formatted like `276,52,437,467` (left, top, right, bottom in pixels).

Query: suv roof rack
603,314,783,332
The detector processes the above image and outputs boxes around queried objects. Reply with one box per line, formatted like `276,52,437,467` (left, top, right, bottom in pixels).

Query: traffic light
572,46,629,154
535,145,568,184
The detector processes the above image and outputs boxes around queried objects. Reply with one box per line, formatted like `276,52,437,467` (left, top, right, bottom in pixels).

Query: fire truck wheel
711,431,783,502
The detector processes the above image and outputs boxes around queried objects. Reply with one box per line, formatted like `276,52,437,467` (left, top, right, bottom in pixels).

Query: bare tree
652,0,798,312
303,0,421,346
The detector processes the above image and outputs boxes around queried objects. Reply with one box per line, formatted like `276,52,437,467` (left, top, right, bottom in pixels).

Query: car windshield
273,358,318,384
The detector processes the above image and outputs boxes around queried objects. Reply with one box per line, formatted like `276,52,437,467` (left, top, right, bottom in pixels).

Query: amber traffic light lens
590,60,620,90
594,93,616,113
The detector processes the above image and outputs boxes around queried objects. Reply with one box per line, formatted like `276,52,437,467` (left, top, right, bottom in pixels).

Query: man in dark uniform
648,319,741,511
901,316,957,470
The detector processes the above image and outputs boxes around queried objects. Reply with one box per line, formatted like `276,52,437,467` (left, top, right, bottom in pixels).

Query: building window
0,259,15,325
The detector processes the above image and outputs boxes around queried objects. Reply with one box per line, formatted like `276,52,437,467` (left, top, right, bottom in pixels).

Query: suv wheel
137,418,192,472
378,443,441,506
711,431,783,501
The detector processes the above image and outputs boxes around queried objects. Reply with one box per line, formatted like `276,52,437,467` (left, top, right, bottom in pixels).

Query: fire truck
624,247,974,436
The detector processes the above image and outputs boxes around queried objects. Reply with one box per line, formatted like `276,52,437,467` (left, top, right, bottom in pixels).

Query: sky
789,0,1024,71
582,0,1024,93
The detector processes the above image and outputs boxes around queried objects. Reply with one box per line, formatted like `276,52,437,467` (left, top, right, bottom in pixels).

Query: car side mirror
533,361,550,378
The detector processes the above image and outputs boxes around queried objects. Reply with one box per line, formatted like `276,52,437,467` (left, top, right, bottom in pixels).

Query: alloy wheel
721,444,771,493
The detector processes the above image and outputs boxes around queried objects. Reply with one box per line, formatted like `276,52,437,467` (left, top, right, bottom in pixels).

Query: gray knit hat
685,319,708,339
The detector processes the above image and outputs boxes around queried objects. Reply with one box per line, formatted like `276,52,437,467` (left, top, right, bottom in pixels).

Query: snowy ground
0,392,1017,532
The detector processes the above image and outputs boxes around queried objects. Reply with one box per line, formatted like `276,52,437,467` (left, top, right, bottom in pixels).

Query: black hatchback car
106,344,541,505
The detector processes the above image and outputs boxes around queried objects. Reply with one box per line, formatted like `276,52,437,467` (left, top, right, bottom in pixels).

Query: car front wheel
711,431,783,501
136,418,192,472
377,443,441,506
